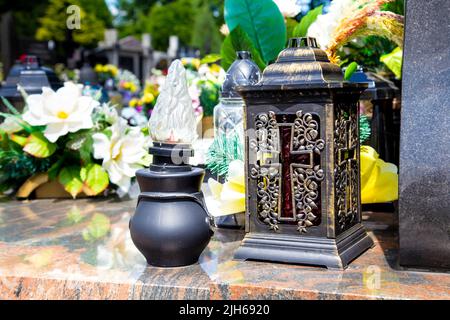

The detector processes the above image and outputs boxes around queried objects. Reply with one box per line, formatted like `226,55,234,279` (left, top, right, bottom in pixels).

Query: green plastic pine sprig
206,132,243,178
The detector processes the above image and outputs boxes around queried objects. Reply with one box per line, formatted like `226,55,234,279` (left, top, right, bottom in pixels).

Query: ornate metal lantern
234,37,374,269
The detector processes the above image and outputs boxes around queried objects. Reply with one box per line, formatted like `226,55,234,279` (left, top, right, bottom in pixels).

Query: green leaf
66,132,93,164
225,0,286,63
293,5,323,38
80,163,109,196
286,18,298,40
0,97,21,115
47,156,66,180
9,133,28,146
82,213,111,242
200,54,222,65
380,47,403,79
221,25,266,71
23,132,57,158
344,62,358,80
58,166,83,198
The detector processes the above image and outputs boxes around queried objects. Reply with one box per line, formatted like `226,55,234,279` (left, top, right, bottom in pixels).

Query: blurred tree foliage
116,0,171,38
190,1,222,55
35,0,112,47
1,0,112,42
117,0,223,53
146,0,195,51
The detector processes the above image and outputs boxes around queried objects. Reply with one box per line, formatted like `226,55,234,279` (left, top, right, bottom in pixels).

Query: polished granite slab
0,197,448,300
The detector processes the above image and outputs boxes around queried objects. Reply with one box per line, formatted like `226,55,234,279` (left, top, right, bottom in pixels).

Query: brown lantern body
234,38,373,269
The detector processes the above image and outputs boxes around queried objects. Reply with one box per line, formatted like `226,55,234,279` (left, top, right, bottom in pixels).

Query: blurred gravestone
399,0,450,269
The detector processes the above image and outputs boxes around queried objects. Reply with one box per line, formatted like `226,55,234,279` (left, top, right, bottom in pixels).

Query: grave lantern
129,60,213,267
212,51,261,228
0,55,62,111
348,67,400,165
234,37,373,269
214,51,261,145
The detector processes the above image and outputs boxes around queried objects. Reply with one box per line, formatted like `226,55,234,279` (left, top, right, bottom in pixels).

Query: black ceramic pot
129,142,213,267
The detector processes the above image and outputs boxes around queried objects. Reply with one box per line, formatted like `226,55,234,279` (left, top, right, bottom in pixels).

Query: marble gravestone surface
399,0,450,269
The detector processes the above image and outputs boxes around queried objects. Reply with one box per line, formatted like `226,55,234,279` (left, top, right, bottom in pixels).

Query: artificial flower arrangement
0,82,150,199
307,0,404,76
128,81,159,117
116,69,140,94
94,64,119,83
115,69,141,108
179,57,225,119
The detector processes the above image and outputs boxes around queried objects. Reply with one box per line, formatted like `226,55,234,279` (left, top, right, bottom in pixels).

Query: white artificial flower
93,103,119,125
273,0,302,18
92,119,147,193
307,0,353,49
22,82,99,142
102,104,119,125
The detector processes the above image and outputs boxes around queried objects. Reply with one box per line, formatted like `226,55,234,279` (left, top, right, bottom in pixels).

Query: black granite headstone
399,0,450,270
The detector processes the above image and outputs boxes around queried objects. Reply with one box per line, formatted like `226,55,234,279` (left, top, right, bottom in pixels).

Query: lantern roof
221,51,261,98
347,66,399,100
237,37,367,92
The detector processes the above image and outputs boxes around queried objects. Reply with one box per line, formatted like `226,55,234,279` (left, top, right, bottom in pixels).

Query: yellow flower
109,65,118,76
144,84,159,97
95,64,103,72
181,58,188,66
143,92,155,104
192,58,201,70
360,145,398,204
206,160,245,216
129,98,139,108
210,63,222,74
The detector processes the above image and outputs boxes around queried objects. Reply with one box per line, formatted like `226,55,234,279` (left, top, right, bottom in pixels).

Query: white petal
67,117,93,133
120,139,146,163
58,81,82,98
24,94,49,126
121,149,146,164
41,87,55,97
117,160,141,177
44,122,69,142
26,94,44,111
92,133,111,160
104,160,125,184
111,139,123,160
42,91,63,116
76,96,98,114
54,82,82,113
22,110,48,126
115,175,131,193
